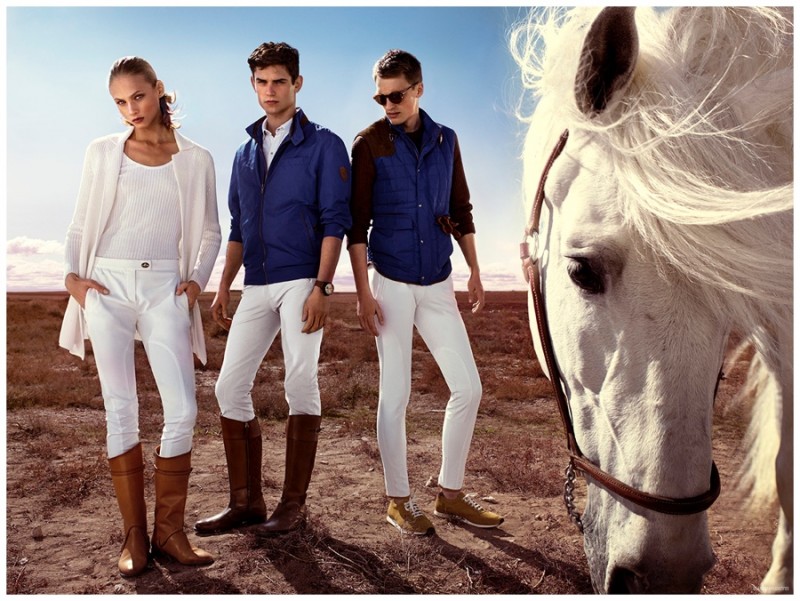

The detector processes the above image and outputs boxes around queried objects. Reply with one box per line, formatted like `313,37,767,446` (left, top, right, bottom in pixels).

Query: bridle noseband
520,129,721,532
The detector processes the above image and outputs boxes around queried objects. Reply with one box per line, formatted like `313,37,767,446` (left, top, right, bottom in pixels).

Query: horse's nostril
608,568,638,594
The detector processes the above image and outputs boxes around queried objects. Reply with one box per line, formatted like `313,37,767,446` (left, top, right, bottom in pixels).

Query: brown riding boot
194,416,266,536
254,414,321,535
109,443,150,577
151,447,214,566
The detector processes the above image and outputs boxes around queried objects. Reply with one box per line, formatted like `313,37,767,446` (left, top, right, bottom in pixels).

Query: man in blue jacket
347,49,503,536
195,42,351,537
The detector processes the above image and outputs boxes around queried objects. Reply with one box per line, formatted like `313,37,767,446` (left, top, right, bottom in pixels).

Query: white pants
372,272,482,497
215,279,322,422
84,258,197,459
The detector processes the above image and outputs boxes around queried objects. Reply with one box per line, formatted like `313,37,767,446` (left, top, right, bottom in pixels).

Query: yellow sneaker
386,496,435,536
433,492,504,528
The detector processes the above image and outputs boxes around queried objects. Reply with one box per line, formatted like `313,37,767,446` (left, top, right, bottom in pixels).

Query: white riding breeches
84,258,197,459
372,272,482,497
215,279,322,422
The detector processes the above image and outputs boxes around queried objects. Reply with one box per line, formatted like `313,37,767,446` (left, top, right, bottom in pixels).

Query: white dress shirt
262,118,291,171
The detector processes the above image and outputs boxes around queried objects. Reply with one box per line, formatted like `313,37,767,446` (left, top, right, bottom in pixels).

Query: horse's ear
574,7,639,116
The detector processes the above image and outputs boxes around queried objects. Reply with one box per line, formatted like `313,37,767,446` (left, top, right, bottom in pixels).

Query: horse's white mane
511,7,793,506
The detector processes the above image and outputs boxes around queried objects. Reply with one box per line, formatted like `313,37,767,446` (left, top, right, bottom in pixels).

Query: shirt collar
263,117,291,139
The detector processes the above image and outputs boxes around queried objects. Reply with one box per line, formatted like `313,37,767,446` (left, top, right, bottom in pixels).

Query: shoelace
462,494,486,512
404,499,425,519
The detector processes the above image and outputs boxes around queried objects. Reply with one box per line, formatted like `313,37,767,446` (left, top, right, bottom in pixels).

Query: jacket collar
174,129,196,151
245,108,309,146
386,108,442,148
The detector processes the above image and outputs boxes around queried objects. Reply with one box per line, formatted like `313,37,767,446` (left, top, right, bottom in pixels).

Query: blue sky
6,6,535,292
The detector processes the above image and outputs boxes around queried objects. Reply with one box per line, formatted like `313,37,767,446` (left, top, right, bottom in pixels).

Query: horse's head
529,127,724,594
514,6,793,593
530,129,724,592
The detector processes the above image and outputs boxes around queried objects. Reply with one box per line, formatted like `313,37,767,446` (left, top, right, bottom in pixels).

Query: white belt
94,257,180,271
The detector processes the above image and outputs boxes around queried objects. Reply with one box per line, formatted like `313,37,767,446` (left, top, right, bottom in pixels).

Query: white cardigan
59,128,222,364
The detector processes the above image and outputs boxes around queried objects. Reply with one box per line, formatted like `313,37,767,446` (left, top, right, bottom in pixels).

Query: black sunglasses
373,82,419,106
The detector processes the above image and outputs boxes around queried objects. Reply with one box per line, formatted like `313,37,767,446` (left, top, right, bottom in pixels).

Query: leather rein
519,129,721,532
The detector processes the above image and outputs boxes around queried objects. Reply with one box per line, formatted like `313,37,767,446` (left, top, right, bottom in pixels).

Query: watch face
324,283,334,296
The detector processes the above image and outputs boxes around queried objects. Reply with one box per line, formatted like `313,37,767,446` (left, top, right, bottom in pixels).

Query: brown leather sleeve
450,135,475,237
347,135,376,248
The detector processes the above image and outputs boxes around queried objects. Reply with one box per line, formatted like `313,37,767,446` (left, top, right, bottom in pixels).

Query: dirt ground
5,292,780,594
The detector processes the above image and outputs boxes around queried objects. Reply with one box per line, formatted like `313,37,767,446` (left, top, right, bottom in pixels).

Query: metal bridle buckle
520,232,540,282
520,231,539,262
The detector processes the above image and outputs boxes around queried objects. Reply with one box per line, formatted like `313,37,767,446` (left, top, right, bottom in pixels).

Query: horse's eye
568,258,605,294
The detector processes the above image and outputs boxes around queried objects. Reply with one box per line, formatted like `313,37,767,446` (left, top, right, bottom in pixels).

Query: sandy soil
7,409,777,595
6,292,780,594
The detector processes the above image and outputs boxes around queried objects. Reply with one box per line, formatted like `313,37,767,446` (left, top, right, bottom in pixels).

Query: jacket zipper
259,150,268,283
259,135,293,283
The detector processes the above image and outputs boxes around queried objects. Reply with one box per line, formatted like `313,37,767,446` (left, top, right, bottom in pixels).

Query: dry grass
469,434,565,496
5,291,776,594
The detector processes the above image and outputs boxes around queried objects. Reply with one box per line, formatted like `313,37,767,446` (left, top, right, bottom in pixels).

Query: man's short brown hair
372,49,422,84
248,42,300,81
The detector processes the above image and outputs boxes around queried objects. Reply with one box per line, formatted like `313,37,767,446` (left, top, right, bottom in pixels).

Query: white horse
511,7,792,593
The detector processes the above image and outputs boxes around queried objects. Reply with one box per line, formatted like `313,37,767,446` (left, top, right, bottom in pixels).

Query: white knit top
65,150,219,286
61,129,222,363
94,155,181,260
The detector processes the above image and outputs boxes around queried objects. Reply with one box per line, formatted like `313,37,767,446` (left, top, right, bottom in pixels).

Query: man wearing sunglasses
347,49,503,536
195,42,351,538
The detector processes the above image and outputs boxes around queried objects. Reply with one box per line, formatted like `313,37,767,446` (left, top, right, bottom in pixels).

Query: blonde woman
59,56,221,576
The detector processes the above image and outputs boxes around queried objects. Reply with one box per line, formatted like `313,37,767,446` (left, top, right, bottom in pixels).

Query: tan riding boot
151,447,214,565
255,414,321,535
194,416,267,536
108,443,150,577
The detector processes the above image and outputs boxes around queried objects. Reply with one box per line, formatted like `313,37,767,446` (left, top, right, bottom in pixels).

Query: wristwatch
314,280,334,296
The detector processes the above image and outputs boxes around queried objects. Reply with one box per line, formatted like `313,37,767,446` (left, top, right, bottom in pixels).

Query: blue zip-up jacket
228,109,352,285
356,110,457,284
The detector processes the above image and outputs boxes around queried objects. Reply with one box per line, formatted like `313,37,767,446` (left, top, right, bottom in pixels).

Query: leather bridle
519,129,721,532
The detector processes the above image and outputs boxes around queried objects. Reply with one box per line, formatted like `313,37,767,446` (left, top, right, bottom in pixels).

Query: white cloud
334,259,526,293
450,260,528,292
5,240,526,292
205,254,243,293
7,256,65,291
7,236,64,256
6,237,66,291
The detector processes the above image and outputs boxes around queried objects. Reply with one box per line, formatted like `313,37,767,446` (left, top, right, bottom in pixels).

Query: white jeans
84,258,197,459
372,272,482,497
215,279,322,422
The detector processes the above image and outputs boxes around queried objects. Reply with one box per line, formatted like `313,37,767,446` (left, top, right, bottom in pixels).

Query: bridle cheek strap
523,129,721,526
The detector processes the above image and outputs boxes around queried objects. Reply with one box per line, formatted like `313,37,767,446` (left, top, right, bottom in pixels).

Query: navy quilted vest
367,110,455,284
